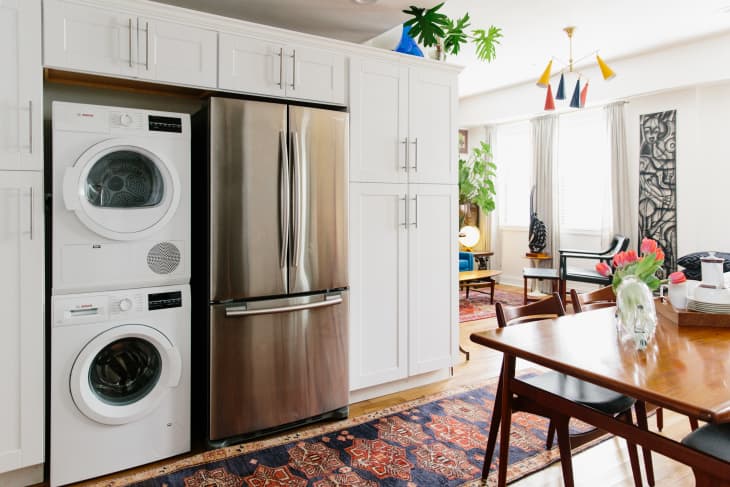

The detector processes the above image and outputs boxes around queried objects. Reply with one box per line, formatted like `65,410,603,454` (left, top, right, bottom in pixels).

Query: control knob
119,298,133,312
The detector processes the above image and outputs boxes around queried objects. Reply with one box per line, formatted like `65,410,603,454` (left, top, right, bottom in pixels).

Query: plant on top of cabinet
459,141,496,215
402,3,502,61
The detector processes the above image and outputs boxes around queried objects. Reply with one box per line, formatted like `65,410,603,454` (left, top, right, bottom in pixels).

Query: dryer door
70,324,182,425
63,139,180,240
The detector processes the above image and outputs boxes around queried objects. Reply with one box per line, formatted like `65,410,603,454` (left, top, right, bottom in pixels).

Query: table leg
523,277,528,305
490,279,495,304
482,370,503,478
497,355,515,487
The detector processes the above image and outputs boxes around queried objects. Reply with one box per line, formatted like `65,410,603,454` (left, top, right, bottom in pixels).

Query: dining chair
559,235,629,302
681,423,730,485
570,286,700,437
483,294,647,487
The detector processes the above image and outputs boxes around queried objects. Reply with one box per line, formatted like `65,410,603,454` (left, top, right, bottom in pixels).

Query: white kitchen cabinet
0,0,42,170
349,183,457,390
350,58,457,184
43,0,217,88
219,32,346,105
0,172,44,474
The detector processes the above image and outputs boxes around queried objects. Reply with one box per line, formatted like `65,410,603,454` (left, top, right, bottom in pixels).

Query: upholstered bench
522,267,562,304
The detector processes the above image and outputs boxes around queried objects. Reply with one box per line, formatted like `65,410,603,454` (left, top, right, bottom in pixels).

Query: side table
470,251,494,270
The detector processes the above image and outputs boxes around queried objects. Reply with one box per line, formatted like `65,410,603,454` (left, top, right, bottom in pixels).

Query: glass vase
615,275,657,351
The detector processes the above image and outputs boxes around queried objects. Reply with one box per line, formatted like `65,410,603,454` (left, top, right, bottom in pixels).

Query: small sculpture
528,186,547,254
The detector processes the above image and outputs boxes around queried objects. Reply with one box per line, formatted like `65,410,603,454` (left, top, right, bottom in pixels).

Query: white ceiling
153,0,730,97
152,0,441,43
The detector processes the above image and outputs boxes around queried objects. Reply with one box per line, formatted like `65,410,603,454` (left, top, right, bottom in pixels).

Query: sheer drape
482,125,500,269
531,115,560,292
605,101,636,248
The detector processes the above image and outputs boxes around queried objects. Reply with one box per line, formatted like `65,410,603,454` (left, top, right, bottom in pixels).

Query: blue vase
394,24,423,57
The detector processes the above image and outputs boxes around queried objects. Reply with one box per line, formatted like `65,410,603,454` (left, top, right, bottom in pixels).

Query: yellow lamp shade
596,55,616,80
536,60,553,87
459,225,480,249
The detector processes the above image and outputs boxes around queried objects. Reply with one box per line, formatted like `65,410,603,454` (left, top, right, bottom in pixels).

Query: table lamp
459,225,480,251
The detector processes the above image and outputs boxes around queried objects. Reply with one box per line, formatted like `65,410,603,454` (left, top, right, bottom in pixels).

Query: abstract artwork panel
638,110,677,278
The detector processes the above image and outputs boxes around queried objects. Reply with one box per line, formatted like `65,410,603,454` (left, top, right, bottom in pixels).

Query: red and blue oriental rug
88,376,602,487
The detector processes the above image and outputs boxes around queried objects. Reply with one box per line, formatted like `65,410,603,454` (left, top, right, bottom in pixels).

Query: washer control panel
148,290,183,310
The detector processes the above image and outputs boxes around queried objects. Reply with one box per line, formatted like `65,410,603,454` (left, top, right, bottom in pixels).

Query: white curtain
483,125,500,269
605,101,636,249
531,115,560,292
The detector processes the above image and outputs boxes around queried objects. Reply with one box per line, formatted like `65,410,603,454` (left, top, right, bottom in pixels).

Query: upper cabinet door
287,46,346,105
219,33,286,97
349,58,408,184
408,66,458,185
43,0,138,77
140,18,217,88
0,0,42,170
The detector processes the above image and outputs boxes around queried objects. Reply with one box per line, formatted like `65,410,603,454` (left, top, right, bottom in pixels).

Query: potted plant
459,141,496,226
402,3,502,61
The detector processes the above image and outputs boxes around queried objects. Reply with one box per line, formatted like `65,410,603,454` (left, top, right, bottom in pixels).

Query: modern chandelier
536,26,616,111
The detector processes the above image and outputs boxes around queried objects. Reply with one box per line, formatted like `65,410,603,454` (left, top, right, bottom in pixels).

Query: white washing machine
50,285,190,486
52,101,190,295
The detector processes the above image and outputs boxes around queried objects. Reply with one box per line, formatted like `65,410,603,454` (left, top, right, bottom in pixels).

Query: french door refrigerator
195,97,349,446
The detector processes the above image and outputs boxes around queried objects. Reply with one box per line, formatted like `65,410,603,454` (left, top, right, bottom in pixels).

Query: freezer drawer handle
225,295,343,317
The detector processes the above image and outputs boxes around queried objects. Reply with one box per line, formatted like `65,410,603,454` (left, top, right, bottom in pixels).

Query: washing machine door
70,324,182,425
63,139,180,240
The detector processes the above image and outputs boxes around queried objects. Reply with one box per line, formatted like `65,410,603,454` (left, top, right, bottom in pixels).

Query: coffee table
459,269,502,303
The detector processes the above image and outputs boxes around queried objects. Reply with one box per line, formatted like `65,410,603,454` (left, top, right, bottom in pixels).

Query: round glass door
63,139,180,241
70,324,182,425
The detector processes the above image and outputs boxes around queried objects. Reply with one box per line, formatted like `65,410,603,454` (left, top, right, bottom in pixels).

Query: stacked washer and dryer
50,102,191,486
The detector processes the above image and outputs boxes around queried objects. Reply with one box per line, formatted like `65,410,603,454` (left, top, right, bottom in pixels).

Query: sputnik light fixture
537,26,616,111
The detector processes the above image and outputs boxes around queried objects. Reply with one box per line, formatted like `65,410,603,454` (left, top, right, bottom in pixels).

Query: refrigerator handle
291,131,302,268
225,294,343,317
279,131,290,269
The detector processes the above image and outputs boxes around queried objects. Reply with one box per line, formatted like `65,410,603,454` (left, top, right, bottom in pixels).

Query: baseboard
0,463,43,487
349,368,451,403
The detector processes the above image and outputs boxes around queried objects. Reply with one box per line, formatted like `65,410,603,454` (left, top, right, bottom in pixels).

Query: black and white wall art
638,110,677,278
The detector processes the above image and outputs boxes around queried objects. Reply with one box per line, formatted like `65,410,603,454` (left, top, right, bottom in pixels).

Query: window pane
496,122,531,227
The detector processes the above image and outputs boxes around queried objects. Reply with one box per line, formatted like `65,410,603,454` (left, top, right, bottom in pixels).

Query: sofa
459,251,475,272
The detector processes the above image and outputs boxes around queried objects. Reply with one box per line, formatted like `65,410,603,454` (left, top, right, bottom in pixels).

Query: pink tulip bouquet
595,237,665,292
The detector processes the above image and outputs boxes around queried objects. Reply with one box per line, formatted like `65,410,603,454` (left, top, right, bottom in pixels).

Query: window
495,121,531,227
557,109,610,233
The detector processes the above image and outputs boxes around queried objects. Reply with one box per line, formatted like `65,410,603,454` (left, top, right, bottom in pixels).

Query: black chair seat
681,423,730,462
524,371,636,414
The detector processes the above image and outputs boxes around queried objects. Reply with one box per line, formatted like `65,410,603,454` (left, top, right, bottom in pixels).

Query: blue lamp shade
394,24,424,57
569,79,581,108
555,73,566,100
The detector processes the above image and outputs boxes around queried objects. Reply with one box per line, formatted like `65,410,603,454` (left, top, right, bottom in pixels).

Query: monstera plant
459,141,496,217
403,3,502,61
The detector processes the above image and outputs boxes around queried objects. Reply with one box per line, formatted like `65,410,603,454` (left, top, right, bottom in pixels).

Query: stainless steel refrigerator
194,97,349,446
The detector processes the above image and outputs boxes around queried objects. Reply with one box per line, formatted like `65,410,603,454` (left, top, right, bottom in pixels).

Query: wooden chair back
496,293,566,328
571,286,616,313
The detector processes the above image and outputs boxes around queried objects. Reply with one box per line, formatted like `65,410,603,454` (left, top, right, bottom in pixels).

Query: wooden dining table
470,306,730,486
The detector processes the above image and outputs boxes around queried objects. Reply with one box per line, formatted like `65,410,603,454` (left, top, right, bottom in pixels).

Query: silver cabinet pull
28,100,32,154
400,195,407,228
277,47,284,88
225,294,342,317
400,137,409,172
29,187,33,240
128,18,133,67
279,131,290,269
289,49,296,89
411,195,419,228
145,21,150,70
291,131,301,267
411,137,419,171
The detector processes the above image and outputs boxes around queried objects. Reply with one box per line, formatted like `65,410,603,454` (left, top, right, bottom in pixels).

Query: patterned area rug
92,375,605,487
459,288,524,323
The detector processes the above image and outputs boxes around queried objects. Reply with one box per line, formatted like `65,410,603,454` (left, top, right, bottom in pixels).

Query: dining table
470,306,730,486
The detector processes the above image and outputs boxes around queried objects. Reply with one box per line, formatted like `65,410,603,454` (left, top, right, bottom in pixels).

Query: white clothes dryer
50,285,190,487
52,102,190,294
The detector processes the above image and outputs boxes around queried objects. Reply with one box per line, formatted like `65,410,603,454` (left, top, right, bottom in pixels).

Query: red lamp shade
544,83,555,110
580,80,589,107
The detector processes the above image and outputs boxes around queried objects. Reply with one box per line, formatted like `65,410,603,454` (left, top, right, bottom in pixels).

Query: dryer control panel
149,290,183,310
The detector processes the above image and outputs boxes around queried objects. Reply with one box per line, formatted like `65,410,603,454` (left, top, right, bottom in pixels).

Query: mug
660,281,688,309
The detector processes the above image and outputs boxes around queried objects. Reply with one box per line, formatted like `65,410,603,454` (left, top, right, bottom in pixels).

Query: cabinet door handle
145,21,150,70
411,137,418,172
401,137,409,172
411,195,418,228
289,49,296,90
277,47,284,88
28,100,32,154
29,187,33,240
400,195,407,228
128,18,133,68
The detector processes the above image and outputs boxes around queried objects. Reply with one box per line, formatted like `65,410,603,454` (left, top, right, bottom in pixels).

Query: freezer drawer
209,292,349,442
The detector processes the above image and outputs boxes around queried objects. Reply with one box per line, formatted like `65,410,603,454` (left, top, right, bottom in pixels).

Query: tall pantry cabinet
348,56,459,393
0,0,45,481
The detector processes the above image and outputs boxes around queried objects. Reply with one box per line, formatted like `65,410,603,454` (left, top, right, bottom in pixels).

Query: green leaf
443,13,470,56
402,3,449,48
471,26,503,62
459,140,497,214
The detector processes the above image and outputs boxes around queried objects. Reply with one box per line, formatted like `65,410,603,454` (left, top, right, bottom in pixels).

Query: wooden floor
69,285,696,487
